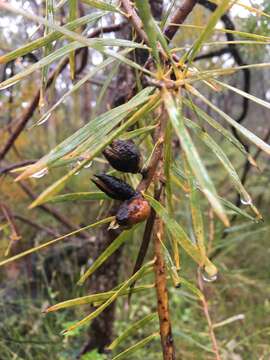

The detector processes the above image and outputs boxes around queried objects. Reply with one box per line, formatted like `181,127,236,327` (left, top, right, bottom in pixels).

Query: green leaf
25,91,159,207
172,164,256,222
17,87,155,180
93,62,120,118
46,284,155,312
0,3,152,84
184,0,231,65
144,194,217,277
178,277,204,300
61,260,155,334
107,313,157,351
183,98,248,156
184,118,252,205
135,1,159,62
0,217,113,268
47,191,109,203
68,0,77,80
35,53,124,126
0,39,145,91
192,87,270,155
0,13,105,65
215,79,270,111
112,333,159,360
120,125,157,141
81,0,120,12
184,159,206,263
40,0,55,107
0,42,81,91
78,226,137,285
163,89,229,227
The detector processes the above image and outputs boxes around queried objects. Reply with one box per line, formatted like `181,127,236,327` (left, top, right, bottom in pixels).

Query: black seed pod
116,194,151,226
103,139,142,174
92,174,137,201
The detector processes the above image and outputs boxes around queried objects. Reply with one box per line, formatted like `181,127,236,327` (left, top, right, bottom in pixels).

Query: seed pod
116,194,151,226
92,174,137,201
103,139,142,174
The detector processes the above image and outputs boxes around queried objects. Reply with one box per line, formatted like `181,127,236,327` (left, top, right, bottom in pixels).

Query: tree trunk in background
79,2,163,356
79,211,123,355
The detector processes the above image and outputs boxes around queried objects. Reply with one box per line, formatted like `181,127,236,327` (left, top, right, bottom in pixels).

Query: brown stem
5,173,90,240
154,191,175,360
128,185,164,302
164,0,198,41
137,116,165,193
0,160,36,175
0,202,21,242
121,0,149,44
13,214,59,237
197,269,221,360
152,104,175,360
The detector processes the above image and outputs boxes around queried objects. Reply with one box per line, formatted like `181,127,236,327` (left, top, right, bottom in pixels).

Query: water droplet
83,160,92,169
30,167,48,179
240,198,252,206
38,113,51,126
108,220,119,230
74,160,82,176
202,271,217,283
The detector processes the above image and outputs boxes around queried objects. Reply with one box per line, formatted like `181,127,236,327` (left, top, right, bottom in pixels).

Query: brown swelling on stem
92,174,137,201
103,139,142,174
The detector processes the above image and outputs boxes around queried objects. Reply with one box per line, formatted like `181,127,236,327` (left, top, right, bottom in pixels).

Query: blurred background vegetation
1,0,270,359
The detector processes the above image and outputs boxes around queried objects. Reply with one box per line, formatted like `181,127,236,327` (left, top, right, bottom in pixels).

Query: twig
194,47,231,61
164,0,198,41
197,269,222,360
137,123,165,192
0,202,21,242
121,0,149,44
18,180,90,239
128,185,164,302
13,214,59,237
0,160,36,175
4,172,90,240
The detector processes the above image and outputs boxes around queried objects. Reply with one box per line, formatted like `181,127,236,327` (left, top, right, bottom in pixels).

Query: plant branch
0,202,21,242
0,160,36,175
164,0,198,41
4,172,90,240
154,186,175,360
14,214,60,237
197,269,221,360
121,0,149,44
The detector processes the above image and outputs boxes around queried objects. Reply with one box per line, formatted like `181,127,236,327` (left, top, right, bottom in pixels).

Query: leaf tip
28,201,38,209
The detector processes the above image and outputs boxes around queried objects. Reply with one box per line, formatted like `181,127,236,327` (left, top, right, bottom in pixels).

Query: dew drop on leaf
84,160,92,169
37,113,52,126
240,198,253,206
30,167,49,179
202,271,217,283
